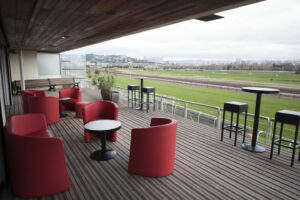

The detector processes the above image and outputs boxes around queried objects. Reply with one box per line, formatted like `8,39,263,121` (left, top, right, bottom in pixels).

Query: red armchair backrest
22,90,46,97
131,118,177,141
28,96,60,125
59,88,81,101
6,113,48,136
128,117,177,177
83,100,119,124
21,90,46,113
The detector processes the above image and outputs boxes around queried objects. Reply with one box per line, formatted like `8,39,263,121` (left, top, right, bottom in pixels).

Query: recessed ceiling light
196,14,224,22
61,36,66,39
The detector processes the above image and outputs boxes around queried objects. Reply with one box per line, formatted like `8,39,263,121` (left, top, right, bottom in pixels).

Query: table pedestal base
60,113,68,118
136,107,147,111
91,150,116,161
242,144,265,153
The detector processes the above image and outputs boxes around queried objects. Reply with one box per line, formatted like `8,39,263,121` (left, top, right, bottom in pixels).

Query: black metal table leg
241,87,279,153
242,93,265,152
136,78,146,111
90,132,116,161
59,98,70,118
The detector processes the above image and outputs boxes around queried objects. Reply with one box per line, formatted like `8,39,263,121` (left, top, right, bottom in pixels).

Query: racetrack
115,72,300,99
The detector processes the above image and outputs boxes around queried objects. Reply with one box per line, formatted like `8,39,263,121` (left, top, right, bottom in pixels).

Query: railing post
216,108,222,129
268,120,273,145
184,102,188,119
265,117,270,144
160,96,164,111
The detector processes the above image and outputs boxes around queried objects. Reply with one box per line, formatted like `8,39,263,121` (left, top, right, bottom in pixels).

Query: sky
63,0,300,61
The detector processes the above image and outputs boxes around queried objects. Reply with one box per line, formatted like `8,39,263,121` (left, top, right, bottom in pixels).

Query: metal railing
61,69,86,79
81,78,277,145
114,86,274,144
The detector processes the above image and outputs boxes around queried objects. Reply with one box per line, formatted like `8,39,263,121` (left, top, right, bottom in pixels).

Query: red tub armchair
21,90,46,113
82,101,119,142
28,96,60,124
128,117,177,177
59,88,81,111
5,113,71,198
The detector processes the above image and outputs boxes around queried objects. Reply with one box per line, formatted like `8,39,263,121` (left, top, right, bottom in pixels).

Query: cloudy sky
63,0,300,61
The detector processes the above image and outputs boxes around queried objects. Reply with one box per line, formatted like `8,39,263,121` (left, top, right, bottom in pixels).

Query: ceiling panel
0,0,263,52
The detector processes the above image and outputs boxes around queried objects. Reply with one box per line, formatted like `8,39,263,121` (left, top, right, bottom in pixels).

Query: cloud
63,0,300,60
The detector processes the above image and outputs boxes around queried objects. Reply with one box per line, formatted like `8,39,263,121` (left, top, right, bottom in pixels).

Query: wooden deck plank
118,107,300,200
4,94,300,200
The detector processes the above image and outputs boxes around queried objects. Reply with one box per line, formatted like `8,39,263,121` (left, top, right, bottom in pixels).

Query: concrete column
19,48,25,90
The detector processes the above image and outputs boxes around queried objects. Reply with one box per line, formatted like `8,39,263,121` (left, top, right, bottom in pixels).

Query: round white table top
84,120,121,132
59,97,71,101
136,77,146,80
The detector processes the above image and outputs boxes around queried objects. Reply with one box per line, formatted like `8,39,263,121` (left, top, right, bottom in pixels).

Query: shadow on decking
3,89,300,200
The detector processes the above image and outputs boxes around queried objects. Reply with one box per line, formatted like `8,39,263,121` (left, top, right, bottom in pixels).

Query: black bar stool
270,110,300,167
128,85,140,108
221,101,248,146
142,87,155,112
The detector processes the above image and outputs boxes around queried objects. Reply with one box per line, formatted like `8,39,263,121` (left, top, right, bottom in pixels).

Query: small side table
59,97,70,118
85,120,122,161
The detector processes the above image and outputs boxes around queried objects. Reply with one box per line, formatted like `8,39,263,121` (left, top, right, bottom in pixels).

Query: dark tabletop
242,87,280,94
84,120,121,132
59,97,71,101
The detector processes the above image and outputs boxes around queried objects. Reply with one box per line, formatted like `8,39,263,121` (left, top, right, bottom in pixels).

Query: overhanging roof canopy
0,0,263,53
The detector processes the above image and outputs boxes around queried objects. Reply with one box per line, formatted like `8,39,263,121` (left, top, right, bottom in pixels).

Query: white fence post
160,96,164,111
184,102,188,119
265,117,270,144
269,120,273,145
216,108,222,129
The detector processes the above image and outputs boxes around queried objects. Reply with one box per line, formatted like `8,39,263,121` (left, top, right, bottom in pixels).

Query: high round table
241,87,279,152
136,77,147,111
85,120,121,161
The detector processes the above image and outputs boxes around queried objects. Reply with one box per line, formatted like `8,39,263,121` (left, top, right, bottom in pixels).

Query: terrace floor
3,89,300,200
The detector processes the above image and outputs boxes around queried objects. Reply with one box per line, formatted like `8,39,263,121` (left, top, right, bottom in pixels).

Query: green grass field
115,76,300,118
114,75,300,140
121,69,300,87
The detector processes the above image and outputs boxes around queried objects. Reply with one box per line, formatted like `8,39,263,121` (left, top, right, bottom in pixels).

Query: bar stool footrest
274,139,300,149
223,125,245,133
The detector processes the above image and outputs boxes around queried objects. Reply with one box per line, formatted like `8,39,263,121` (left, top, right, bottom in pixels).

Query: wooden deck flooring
4,92,300,200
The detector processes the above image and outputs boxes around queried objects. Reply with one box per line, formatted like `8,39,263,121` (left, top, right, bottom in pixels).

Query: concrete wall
10,50,39,81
